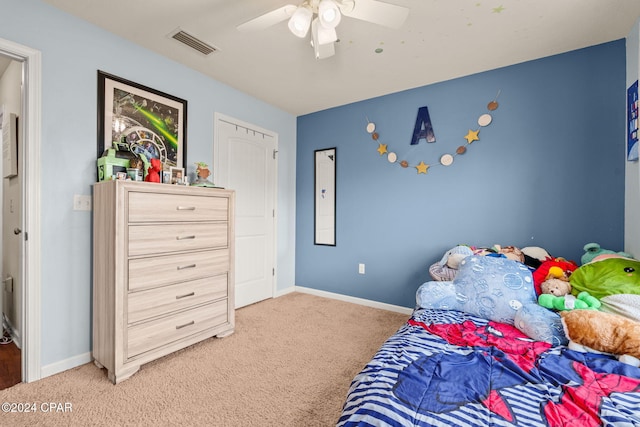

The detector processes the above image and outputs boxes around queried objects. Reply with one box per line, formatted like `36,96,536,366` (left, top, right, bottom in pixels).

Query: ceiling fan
237,0,409,59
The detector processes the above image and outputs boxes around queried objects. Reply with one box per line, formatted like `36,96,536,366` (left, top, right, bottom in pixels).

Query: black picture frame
97,70,187,170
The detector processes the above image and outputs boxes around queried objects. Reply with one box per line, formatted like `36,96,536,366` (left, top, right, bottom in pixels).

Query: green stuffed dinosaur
538,291,601,311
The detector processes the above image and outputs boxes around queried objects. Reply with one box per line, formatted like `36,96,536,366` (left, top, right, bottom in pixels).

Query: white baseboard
274,286,296,298
291,286,414,315
40,352,92,379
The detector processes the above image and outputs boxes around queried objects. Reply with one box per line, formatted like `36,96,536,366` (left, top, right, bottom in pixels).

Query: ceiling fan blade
237,4,297,32
339,0,409,29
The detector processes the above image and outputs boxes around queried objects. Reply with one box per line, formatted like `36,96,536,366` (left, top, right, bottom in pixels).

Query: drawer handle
175,320,195,330
176,292,195,300
176,206,196,211
177,264,196,270
176,235,196,240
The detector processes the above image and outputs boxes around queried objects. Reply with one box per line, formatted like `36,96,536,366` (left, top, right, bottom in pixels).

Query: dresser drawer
127,300,228,359
128,192,229,223
128,249,229,291
128,274,228,324
128,222,228,257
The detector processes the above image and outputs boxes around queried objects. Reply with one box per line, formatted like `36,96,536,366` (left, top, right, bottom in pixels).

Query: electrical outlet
358,263,365,275
73,194,92,211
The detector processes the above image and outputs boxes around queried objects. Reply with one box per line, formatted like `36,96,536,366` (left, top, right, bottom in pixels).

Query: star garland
365,91,501,174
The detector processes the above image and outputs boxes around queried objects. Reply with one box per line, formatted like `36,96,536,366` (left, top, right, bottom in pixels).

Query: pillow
417,255,536,325
416,280,458,309
600,294,640,323
514,303,568,346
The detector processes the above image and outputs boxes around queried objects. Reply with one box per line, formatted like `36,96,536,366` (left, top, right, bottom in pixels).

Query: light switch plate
73,194,92,211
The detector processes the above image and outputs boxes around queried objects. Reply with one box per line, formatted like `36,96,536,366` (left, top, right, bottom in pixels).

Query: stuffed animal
539,290,600,311
532,258,578,295
471,246,496,256
560,310,640,367
492,244,525,263
570,256,640,322
540,277,572,297
144,158,162,183
428,245,474,281
581,242,634,265
571,256,640,298
521,246,551,269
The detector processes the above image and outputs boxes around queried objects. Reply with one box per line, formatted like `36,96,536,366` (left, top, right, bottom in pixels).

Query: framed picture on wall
627,80,638,161
97,70,187,171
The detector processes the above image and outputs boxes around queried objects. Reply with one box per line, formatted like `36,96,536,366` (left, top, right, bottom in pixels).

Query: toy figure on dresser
144,158,162,183
127,157,143,181
191,162,217,187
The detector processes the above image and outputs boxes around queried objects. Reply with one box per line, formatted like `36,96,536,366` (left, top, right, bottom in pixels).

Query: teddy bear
540,277,571,297
538,272,600,311
532,258,578,295
428,245,474,281
561,310,640,367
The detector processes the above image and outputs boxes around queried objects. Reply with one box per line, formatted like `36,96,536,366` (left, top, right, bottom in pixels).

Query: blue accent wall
295,40,626,308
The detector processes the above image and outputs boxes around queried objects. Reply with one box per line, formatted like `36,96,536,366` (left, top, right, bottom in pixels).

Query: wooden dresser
92,180,235,384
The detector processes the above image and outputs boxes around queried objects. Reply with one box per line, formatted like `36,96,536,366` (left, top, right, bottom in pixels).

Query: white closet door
215,115,277,308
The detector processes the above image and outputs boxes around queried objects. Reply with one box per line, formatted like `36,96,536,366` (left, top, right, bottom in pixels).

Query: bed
338,253,640,427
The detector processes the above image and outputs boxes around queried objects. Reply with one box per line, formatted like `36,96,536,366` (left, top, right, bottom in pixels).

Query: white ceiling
42,0,640,116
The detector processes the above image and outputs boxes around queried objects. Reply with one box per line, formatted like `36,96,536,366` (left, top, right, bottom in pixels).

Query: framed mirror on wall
314,147,336,246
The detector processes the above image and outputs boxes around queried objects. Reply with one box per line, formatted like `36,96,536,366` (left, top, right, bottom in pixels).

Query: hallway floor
0,329,20,390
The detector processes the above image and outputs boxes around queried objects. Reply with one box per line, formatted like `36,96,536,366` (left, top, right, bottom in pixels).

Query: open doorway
0,54,22,389
0,37,42,387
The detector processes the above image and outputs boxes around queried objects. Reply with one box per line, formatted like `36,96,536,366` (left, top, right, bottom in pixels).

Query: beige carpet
0,292,409,426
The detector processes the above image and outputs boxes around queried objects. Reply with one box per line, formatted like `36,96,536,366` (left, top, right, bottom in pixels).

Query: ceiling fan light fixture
312,37,336,59
288,5,313,38
312,17,337,45
318,0,341,28
311,18,336,59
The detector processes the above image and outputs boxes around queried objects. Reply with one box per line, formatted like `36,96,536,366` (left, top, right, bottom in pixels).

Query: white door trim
0,37,42,383
213,112,278,302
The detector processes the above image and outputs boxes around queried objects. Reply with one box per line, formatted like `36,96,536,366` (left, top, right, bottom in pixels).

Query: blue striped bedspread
337,309,640,427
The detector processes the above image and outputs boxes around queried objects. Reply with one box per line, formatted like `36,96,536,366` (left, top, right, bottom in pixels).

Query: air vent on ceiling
170,29,218,56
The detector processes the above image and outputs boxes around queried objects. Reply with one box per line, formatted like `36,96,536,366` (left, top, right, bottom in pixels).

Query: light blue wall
0,0,297,368
296,40,626,308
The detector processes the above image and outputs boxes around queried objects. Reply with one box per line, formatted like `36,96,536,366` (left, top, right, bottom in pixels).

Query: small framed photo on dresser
170,166,185,185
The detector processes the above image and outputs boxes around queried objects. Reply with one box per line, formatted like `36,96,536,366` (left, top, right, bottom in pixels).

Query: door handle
13,228,21,235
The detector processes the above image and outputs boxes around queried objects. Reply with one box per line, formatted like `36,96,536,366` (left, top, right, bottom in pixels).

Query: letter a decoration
410,106,436,145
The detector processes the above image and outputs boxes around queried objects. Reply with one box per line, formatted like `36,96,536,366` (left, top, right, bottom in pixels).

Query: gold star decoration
464,129,480,144
377,143,388,155
492,5,505,13
415,161,429,174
